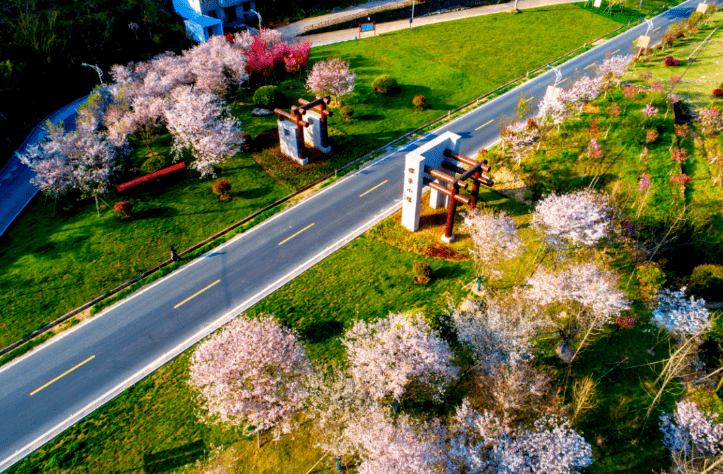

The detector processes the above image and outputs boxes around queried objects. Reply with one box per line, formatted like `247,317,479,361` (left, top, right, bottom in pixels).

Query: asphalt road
0,1,714,470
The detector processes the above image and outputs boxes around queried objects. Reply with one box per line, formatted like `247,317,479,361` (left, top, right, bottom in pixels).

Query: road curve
0,1,712,470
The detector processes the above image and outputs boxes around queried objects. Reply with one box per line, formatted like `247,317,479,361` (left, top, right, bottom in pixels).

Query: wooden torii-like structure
424,149,493,241
274,96,332,162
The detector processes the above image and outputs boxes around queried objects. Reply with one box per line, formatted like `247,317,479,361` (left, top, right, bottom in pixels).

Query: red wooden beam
115,162,186,192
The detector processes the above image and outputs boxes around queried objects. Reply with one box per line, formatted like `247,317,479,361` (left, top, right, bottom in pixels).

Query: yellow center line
554,77,569,87
475,119,494,131
359,180,388,197
653,26,661,32
584,62,596,70
31,355,95,396
279,223,315,246
174,280,221,309
521,96,535,104
610,49,620,55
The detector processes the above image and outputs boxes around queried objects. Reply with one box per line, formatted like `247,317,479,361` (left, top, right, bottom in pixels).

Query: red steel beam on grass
115,162,186,192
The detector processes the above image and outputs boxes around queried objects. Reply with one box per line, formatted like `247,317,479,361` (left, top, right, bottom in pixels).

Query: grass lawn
624,12,723,107
0,139,289,348
7,233,474,474
0,3,623,349
242,3,623,189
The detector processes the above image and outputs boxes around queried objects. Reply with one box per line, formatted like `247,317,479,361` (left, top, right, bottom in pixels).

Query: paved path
0,1,711,470
286,0,582,46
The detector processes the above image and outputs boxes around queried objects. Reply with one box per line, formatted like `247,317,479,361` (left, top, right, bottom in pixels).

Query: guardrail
0,0,688,359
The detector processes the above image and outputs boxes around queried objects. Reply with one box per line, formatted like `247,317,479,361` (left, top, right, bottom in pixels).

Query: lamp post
250,9,262,31
547,63,562,85
81,63,104,84
410,0,415,29
641,17,654,36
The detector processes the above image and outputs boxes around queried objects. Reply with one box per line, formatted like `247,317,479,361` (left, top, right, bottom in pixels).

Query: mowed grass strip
0,3,621,347
7,235,473,474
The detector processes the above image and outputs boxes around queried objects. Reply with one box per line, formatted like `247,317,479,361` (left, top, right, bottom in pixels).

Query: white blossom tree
597,54,632,90
451,293,541,369
306,58,356,106
164,86,244,178
652,287,711,338
343,405,447,474
532,189,612,253
464,209,524,287
342,312,458,404
538,95,567,127
501,119,540,166
525,262,630,363
187,315,311,440
660,400,723,470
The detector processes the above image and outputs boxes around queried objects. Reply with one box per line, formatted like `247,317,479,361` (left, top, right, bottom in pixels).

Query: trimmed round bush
253,85,282,109
339,105,354,120
664,56,680,67
372,75,398,94
212,178,232,200
140,154,171,175
689,264,723,301
413,95,426,109
413,262,432,282
714,89,723,98
113,201,133,218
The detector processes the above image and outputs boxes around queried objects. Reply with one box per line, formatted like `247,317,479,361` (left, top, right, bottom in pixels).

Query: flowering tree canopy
661,400,723,459
652,287,710,337
187,315,311,437
597,54,632,88
451,293,541,369
306,58,356,105
532,189,612,251
164,87,244,178
501,119,540,166
342,312,458,403
464,208,524,280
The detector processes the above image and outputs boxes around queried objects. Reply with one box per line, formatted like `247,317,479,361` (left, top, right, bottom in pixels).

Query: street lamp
641,17,654,36
547,63,562,84
250,10,262,31
81,63,104,84
410,0,416,29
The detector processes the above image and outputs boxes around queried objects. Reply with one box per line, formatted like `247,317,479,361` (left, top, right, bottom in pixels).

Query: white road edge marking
0,200,403,472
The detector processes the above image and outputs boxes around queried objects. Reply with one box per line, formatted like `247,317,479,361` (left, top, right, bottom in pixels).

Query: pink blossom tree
18,122,74,200
342,312,458,404
128,95,168,154
531,189,612,252
538,95,567,127
597,54,632,89
164,87,244,178
187,315,311,439
525,262,630,363
306,58,356,106
283,41,311,74
463,208,524,287
500,119,540,166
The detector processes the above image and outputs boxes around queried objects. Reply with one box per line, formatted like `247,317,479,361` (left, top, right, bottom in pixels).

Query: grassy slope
0,3,621,348
625,13,723,107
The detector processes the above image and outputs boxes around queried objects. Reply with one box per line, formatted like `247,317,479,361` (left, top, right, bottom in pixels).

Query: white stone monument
402,131,462,233
278,118,307,166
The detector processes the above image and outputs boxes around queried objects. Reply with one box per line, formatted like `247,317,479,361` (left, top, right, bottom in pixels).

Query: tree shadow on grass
301,320,344,344
235,185,275,200
142,439,207,473
132,206,178,220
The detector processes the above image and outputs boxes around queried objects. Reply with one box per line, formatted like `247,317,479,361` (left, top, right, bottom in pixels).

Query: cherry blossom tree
500,119,540,166
652,287,710,338
563,76,601,112
464,208,524,286
525,262,630,363
164,86,244,178
538,95,567,126
183,35,248,93
660,400,723,470
18,122,74,200
187,315,311,439
342,312,458,404
306,58,356,106
304,362,374,461
450,292,541,369
128,95,168,153
587,138,603,160
448,401,593,473
531,189,612,252
597,54,632,89
343,405,447,474
283,41,311,74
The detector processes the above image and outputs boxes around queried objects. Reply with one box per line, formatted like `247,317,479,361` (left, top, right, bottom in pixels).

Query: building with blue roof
172,0,257,42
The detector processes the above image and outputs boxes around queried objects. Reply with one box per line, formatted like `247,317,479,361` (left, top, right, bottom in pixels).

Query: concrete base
292,156,309,166
441,234,455,243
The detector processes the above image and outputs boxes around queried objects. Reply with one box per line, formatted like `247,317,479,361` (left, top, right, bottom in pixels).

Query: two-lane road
0,1,713,469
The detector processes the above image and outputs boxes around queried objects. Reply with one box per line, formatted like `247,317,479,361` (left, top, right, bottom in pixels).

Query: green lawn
625,12,723,107
0,2,623,349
